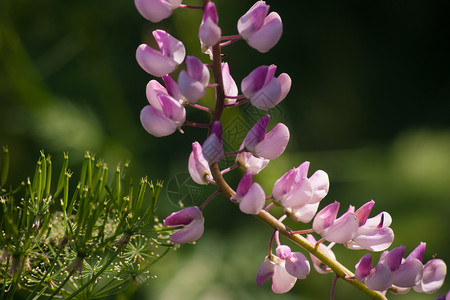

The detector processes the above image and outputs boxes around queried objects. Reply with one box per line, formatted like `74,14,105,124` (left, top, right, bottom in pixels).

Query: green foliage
0,148,171,299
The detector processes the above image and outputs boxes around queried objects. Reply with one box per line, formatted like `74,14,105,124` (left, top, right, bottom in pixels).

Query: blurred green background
1,0,449,299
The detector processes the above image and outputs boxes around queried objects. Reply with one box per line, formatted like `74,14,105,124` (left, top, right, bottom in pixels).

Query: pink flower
136,30,186,77
312,202,360,243
414,258,447,294
256,245,310,294
199,2,221,48
244,115,289,160
178,56,210,103
235,172,265,214
237,1,282,53
256,256,296,294
164,206,204,244
355,243,447,293
140,89,186,137
344,200,394,251
202,121,224,164
134,0,182,23
272,161,329,221
188,142,212,185
241,65,291,110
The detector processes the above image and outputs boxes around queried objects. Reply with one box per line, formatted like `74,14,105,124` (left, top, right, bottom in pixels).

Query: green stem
48,268,75,300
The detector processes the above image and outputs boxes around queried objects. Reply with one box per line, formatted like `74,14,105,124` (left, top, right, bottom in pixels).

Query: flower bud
235,172,265,214
188,142,212,185
237,1,282,53
178,56,210,103
164,206,204,244
136,30,186,77
202,121,224,164
135,0,182,23
199,2,221,48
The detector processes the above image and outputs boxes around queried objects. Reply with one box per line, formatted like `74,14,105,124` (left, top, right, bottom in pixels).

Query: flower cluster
134,1,447,299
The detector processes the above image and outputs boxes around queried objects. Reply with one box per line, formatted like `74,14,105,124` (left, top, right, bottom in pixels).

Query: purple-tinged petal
169,217,204,244
250,77,281,110
199,2,221,47
322,211,359,243
365,211,392,228
164,206,204,244
236,151,269,174
202,121,224,164
296,161,310,180
380,246,406,272
178,70,207,102
275,73,291,105
285,252,310,279
276,245,292,260
281,177,313,208
309,170,329,204
140,105,177,137
178,56,209,103
349,227,395,252
392,258,423,288
312,202,340,235
244,115,270,150
355,200,375,227
136,44,177,77
287,202,320,223
355,254,373,282
253,123,290,159
154,30,185,64
237,1,270,39
146,80,168,109
272,260,297,294
256,257,275,286
414,259,447,294
134,0,182,23
222,63,239,103
246,12,282,53
164,206,202,226
158,94,185,125
188,142,211,185
238,182,265,215
365,263,393,291
272,168,297,203
241,65,280,101
406,242,426,262
162,74,184,102
236,172,253,198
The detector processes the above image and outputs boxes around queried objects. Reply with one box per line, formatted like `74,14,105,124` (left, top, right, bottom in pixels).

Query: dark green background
1,0,449,299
